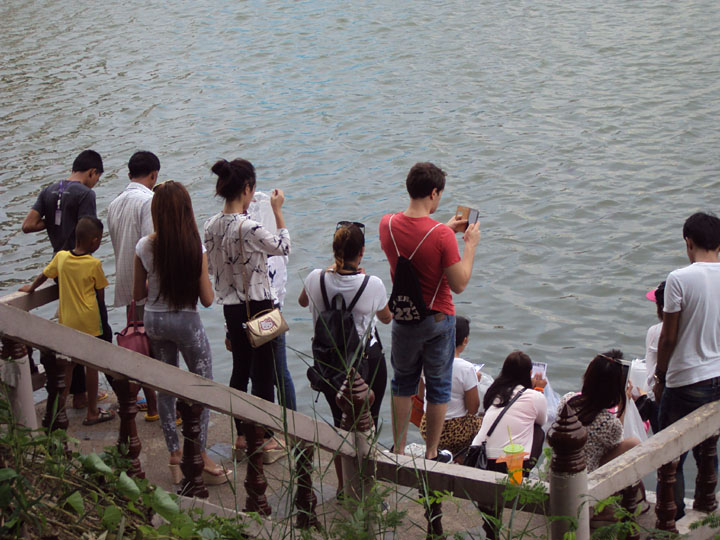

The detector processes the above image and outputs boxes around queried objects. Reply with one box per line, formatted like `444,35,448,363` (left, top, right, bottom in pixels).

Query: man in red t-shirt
379,162,481,462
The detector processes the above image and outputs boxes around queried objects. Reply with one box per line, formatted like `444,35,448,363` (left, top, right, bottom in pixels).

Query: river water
2,0,719,478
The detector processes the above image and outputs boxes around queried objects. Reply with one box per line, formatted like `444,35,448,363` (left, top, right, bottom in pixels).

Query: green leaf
101,504,123,530
64,491,84,514
151,487,179,521
83,452,113,475
0,469,18,482
0,484,13,508
117,471,140,501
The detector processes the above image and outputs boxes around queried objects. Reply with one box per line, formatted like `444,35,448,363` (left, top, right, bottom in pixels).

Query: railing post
337,368,376,501
294,442,320,529
40,351,69,432
0,338,38,429
548,403,589,540
176,400,208,499
693,434,719,512
655,460,679,532
244,423,271,515
620,483,640,540
112,378,144,478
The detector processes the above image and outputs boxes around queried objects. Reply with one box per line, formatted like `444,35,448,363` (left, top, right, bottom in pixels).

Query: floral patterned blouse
204,212,290,304
558,392,623,472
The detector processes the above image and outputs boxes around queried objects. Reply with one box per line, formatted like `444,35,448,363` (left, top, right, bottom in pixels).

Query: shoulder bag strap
236,219,253,321
484,388,527,440
347,274,371,312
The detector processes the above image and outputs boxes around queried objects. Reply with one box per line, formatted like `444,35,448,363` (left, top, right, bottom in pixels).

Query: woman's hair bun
211,159,231,177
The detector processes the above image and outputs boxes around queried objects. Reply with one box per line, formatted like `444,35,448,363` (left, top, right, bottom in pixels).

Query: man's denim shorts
390,313,455,404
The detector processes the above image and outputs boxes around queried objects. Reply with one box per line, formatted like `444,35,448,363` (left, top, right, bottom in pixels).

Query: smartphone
456,205,479,231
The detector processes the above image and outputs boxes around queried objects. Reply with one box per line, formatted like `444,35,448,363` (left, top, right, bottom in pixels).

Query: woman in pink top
471,351,547,474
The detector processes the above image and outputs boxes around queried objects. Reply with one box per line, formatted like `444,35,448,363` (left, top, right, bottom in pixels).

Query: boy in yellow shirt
21,216,115,425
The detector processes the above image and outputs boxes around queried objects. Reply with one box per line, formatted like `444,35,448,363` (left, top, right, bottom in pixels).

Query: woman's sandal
168,463,183,484
262,436,288,464
202,465,232,485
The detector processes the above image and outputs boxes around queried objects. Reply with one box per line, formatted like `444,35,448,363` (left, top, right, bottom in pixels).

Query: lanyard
54,180,70,226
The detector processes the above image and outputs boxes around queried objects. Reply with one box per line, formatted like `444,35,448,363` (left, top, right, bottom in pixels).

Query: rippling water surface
2,0,720,459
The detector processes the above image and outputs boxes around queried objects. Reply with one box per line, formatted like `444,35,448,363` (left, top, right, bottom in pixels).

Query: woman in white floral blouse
204,159,291,453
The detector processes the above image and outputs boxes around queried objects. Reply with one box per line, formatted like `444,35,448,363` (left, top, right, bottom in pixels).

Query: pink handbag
116,300,151,356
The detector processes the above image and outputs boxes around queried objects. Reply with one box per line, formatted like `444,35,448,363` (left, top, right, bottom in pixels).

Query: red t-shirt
379,213,461,315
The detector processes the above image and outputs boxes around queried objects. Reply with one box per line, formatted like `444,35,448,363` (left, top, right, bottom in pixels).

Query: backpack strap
319,270,331,311
347,274,371,312
388,214,442,260
388,214,401,257
409,223,442,260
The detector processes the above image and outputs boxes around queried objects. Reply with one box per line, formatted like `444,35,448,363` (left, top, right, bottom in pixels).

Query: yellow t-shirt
43,251,109,337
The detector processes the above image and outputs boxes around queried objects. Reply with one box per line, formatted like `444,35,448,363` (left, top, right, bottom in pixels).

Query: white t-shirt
664,262,720,387
108,182,154,307
423,357,479,419
644,322,662,391
471,386,547,460
303,269,387,345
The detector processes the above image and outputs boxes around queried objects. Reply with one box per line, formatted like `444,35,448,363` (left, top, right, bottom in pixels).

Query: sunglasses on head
336,221,365,235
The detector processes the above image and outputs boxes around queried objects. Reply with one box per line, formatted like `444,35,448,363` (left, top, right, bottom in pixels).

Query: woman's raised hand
270,189,285,211
531,373,547,389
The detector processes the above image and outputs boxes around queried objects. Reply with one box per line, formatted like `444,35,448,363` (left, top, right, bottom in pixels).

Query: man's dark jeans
659,377,720,519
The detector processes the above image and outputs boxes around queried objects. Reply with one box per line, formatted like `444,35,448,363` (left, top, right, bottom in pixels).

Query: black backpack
387,214,442,325
308,271,371,393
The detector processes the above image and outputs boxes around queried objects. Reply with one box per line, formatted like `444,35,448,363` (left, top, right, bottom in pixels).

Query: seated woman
470,351,547,474
418,315,483,457
559,349,640,473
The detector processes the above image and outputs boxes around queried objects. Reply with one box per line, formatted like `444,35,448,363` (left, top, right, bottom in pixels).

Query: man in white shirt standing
108,151,160,420
654,212,720,520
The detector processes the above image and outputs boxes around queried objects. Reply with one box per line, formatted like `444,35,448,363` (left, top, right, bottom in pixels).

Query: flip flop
136,397,148,411
82,408,115,426
144,413,160,422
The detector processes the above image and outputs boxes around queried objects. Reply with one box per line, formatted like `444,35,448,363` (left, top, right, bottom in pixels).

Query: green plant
0,387,255,539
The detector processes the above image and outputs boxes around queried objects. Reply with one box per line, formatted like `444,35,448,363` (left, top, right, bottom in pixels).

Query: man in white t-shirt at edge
107,151,160,420
417,315,482,459
654,212,720,521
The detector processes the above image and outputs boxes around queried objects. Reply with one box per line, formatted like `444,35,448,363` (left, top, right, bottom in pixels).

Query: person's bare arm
22,209,45,233
95,287,105,303
444,222,481,293
298,288,309,307
198,253,214,307
132,255,148,301
271,189,286,230
19,273,48,293
654,311,680,401
376,303,392,324
464,387,480,415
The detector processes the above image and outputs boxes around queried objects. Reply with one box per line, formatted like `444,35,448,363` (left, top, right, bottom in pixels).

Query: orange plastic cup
496,443,528,485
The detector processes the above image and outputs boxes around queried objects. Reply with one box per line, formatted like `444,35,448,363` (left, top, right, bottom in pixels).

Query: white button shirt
108,182,154,307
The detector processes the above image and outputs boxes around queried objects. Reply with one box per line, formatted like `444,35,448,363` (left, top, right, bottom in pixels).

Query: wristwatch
654,371,666,385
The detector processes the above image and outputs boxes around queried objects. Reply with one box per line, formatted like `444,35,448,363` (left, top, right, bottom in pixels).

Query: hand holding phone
456,205,479,231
